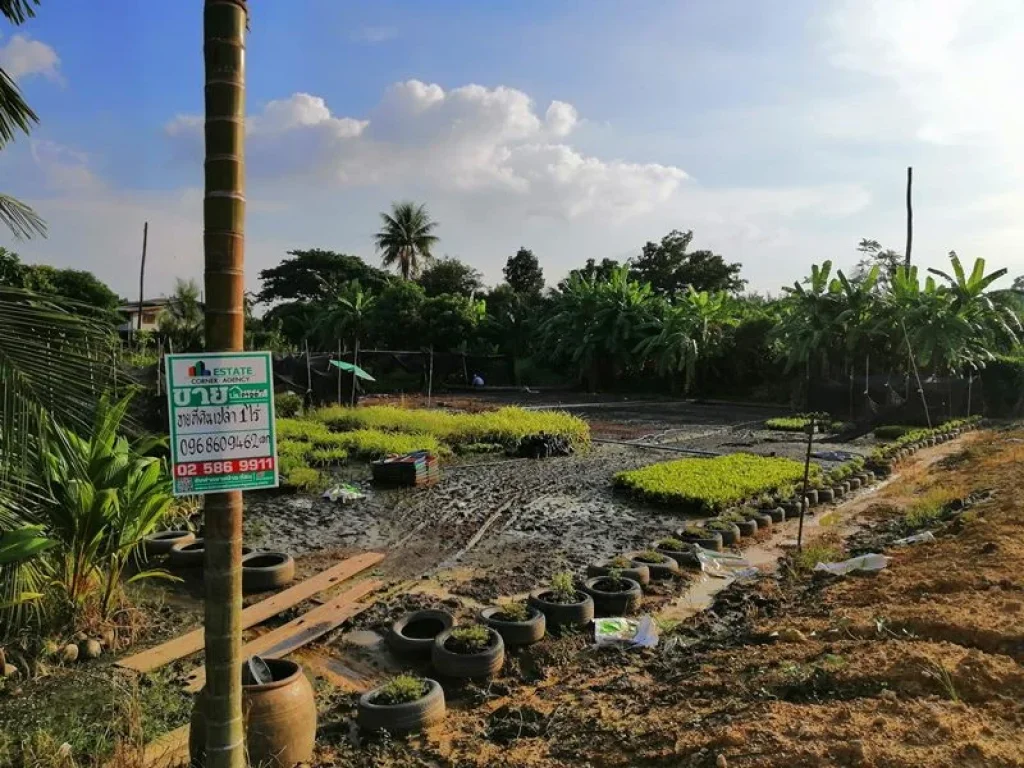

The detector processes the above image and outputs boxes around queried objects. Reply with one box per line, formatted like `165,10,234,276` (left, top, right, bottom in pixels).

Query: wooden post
201,2,247,767
304,338,312,393
349,337,360,407
137,221,148,335
901,320,931,428
427,346,434,408
796,415,815,552
905,166,913,268
337,339,342,405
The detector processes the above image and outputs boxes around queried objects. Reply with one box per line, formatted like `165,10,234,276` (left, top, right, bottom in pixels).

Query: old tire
144,530,195,557
586,562,651,587
583,577,643,617
749,513,773,530
707,524,740,546
480,606,546,646
169,540,206,570
818,488,835,503
432,627,504,679
528,590,594,632
241,551,296,593
848,477,862,491
677,532,723,552
357,678,446,734
804,489,819,506
388,610,455,658
735,519,758,537
635,550,685,574
765,507,786,524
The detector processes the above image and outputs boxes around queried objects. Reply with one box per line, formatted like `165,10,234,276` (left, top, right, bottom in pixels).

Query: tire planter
639,548,687,573
747,512,772,530
841,481,852,494
190,658,315,768
583,576,643,617
388,610,455,658
848,477,862,491
169,539,253,570
705,523,740,546
804,489,819,506
676,531,723,552
480,606,546,646
144,530,195,557
241,551,296,592
357,678,446,735
586,561,651,587
528,590,595,632
818,487,835,503
832,485,845,499
765,507,786,524
431,627,504,679
735,519,758,537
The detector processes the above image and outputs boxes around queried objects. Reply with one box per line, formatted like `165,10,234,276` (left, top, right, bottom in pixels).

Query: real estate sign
165,352,279,496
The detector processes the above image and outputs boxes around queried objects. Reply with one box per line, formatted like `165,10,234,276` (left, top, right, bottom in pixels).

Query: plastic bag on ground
893,531,935,546
695,545,752,579
593,616,659,649
814,553,890,576
322,483,366,504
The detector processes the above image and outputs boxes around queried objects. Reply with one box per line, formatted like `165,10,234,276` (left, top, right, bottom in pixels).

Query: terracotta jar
190,659,316,768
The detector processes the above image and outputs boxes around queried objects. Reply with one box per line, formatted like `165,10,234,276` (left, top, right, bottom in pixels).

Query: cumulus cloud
29,140,98,191
0,34,61,81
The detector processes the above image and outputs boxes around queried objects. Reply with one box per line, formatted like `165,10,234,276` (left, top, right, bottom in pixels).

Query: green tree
158,278,204,352
421,293,486,351
368,279,426,349
256,249,389,304
503,247,545,296
0,0,46,239
629,229,745,296
560,257,622,289
417,256,482,297
374,202,439,280
316,281,376,352
853,238,902,288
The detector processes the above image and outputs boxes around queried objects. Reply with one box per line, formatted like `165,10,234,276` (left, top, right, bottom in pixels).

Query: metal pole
796,415,815,552
137,221,148,334
349,337,359,407
337,339,342,406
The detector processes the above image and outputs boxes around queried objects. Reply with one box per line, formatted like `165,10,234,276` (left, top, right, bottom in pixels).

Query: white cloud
0,34,61,81
29,140,99,191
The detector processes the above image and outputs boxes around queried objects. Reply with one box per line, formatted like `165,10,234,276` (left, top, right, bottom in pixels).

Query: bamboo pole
427,345,434,407
137,221,148,336
202,2,247,767
796,415,816,552
350,337,360,407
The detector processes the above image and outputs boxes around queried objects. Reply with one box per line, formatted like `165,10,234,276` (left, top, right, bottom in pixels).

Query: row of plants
310,405,591,451
764,412,837,432
867,417,981,471
614,453,818,514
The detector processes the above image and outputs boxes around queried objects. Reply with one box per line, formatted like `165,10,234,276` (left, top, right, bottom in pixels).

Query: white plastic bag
695,545,752,579
814,553,890,575
593,616,659,649
892,531,935,546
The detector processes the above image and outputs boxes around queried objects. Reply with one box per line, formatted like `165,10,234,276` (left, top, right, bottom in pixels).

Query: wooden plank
141,724,189,768
183,579,382,693
118,551,384,672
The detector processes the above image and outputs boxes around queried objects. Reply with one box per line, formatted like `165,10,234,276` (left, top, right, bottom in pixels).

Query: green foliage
422,293,486,352
0,251,120,311
634,550,667,563
283,467,323,493
316,280,376,351
657,537,688,550
256,249,389,305
615,453,818,514
375,201,439,280
418,256,483,298
765,416,815,431
874,425,917,439
276,418,331,442
608,555,632,569
869,417,981,464
979,356,1024,417
310,405,590,450
549,571,577,603
373,675,429,705
629,229,746,296
504,247,545,296
275,391,303,418
326,429,444,460
158,279,204,352
790,541,844,574
447,624,492,654
494,601,531,623
307,446,350,466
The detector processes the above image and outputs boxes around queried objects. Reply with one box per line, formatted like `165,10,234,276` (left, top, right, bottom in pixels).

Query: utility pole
905,166,913,268
137,221,148,333
202,2,248,767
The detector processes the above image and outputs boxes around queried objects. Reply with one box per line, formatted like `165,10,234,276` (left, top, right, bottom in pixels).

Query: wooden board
117,551,384,673
183,578,382,693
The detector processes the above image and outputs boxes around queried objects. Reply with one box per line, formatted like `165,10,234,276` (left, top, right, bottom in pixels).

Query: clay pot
189,658,316,768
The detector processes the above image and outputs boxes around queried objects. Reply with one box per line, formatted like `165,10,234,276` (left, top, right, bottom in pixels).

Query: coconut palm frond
0,0,40,25
0,192,46,240
0,68,39,149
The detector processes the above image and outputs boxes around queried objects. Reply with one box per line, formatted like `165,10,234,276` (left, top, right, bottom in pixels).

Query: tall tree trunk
202,2,247,767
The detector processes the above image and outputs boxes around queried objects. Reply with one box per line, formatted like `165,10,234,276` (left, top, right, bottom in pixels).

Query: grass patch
372,675,429,705
310,405,590,449
902,487,959,531
765,412,830,432
615,453,819,514
790,538,845,574
283,466,324,492
873,424,918,440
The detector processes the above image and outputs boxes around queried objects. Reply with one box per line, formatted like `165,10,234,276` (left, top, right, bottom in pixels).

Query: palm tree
374,201,439,280
0,0,47,239
316,281,376,405
201,1,248,765
635,301,698,392
158,278,204,352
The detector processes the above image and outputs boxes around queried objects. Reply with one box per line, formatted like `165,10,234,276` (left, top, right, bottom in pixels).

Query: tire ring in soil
765,507,786,524
586,562,651,587
357,678,446,734
480,606,546,646
644,549,689,572
751,513,773,530
735,519,758,537
677,532,723,552
169,539,206,569
848,477,862,490
241,551,296,592
528,590,595,631
818,488,835,503
804,489,819,506
707,525,740,547
144,530,195,557
583,576,643,617
388,610,455,658
432,627,505,679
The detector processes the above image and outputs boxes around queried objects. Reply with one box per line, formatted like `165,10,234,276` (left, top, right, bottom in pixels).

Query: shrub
307,446,350,466
608,555,633,569
549,571,577,603
658,536,689,549
283,467,323,492
373,675,428,705
447,625,491,653
494,601,531,623
276,418,330,442
873,425,917,440
328,428,445,460
275,391,303,418
615,453,819,514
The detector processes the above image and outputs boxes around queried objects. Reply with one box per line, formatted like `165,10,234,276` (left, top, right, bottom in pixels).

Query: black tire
583,576,642,617
528,590,594,631
841,481,852,494
480,606,546,646
676,532,723,552
586,562,650,587
764,507,785,524
832,485,845,499
388,610,455,658
635,549,685,574
169,539,206,569
241,551,295,592
357,678,446,734
804,489,819,506
749,513,772,530
735,519,758,537
818,488,835,503
848,477,862,490
706,524,740,547
432,627,504,679
145,530,195,557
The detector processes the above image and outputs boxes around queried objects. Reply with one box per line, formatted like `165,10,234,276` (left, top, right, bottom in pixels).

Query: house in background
117,298,178,333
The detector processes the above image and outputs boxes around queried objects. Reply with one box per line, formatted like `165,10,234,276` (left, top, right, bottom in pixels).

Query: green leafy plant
494,601,531,623
634,550,667,563
446,624,492,654
608,555,632,569
283,467,324,493
549,571,577,603
658,537,689,549
274,391,303,418
601,568,626,591
373,675,429,705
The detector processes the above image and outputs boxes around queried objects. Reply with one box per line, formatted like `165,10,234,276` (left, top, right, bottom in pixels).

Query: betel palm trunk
202,2,247,767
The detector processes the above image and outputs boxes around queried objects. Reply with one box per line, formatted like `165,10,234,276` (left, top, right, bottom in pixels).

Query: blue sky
3,0,1022,298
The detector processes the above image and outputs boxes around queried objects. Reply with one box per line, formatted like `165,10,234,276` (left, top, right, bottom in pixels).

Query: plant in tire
372,675,429,706
445,625,492,654
493,601,531,623
549,571,578,603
